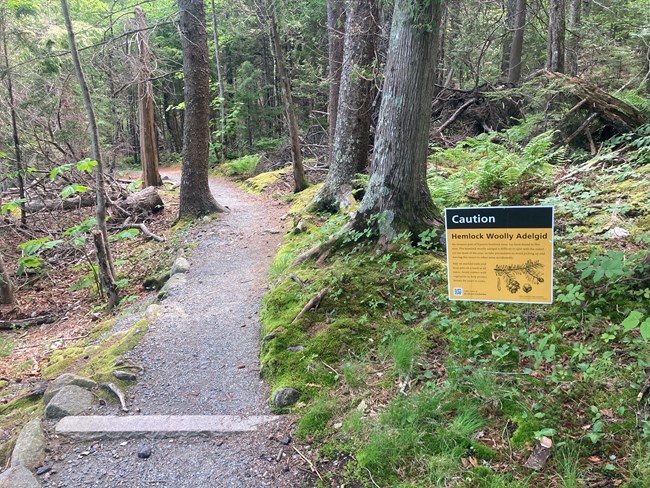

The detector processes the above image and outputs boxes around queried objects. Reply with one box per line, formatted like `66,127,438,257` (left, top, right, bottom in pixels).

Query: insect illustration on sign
494,260,544,294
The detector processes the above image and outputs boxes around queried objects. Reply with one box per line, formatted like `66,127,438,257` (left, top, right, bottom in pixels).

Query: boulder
44,385,94,419
170,256,190,276
10,419,45,470
273,388,301,408
0,465,40,488
43,374,97,405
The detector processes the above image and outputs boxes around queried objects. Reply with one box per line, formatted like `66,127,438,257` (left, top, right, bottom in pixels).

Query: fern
428,130,559,206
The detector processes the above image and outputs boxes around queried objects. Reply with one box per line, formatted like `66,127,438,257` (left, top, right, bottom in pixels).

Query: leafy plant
576,250,629,282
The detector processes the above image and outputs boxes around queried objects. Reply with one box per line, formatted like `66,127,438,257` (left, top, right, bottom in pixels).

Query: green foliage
221,154,260,177
0,337,16,358
428,131,559,207
388,333,421,378
576,250,629,282
17,237,63,274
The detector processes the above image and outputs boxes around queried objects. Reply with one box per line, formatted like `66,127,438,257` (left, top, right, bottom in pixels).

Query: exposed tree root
291,287,329,324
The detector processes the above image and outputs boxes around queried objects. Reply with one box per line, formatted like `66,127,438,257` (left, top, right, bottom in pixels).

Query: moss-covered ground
257,130,650,487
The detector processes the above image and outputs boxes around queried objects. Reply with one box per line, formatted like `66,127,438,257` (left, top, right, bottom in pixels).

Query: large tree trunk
349,0,443,242
547,0,565,73
134,6,162,188
178,0,225,218
267,0,309,193
312,0,378,212
566,0,581,76
0,252,14,306
61,0,119,310
327,0,345,156
508,0,526,84
210,0,227,163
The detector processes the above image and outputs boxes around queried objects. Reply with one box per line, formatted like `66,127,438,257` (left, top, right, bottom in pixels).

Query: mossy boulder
43,373,97,404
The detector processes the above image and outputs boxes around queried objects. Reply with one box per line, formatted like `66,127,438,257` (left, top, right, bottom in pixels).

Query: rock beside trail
0,465,41,488
10,419,45,470
43,373,97,404
170,256,190,276
273,388,301,408
160,274,186,294
44,385,94,419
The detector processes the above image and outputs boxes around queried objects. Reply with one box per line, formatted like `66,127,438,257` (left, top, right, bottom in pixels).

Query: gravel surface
41,176,314,487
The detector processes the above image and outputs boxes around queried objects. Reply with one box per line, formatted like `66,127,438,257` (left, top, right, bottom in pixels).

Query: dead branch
119,223,165,242
101,382,129,412
291,287,329,324
435,98,478,134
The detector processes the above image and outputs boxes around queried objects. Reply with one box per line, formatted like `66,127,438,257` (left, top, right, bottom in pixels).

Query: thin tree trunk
106,7,120,174
566,0,581,76
500,0,516,79
547,0,565,73
134,6,162,187
349,0,443,242
0,252,14,306
312,0,378,211
178,0,225,218
210,0,227,163
1,9,26,225
266,0,308,193
508,0,526,83
60,0,119,309
327,0,345,157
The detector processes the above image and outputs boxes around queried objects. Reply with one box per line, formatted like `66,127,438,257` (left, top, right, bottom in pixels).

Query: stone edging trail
39,175,310,488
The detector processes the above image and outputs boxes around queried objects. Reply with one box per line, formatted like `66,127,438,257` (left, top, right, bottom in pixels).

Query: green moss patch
260,148,650,486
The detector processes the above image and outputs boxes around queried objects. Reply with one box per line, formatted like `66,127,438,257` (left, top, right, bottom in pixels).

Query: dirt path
42,176,311,487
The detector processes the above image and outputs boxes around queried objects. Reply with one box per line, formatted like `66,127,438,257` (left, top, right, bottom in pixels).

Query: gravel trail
41,176,313,487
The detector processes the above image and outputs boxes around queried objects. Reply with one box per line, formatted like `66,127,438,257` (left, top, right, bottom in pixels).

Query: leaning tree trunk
134,6,162,187
312,0,378,212
267,0,308,193
547,0,565,73
508,0,526,84
327,0,345,156
349,0,443,242
178,0,225,218
61,0,119,310
0,252,14,305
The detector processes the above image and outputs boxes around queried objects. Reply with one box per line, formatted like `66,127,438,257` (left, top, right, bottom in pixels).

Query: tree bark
500,0,516,79
1,8,26,225
210,0,227,163
547,0,565,73
0,252,14,306
267,0,309,193
61,0,119,309
348,0,443,242
327,0,345,156
566,0,581,76
178,0,225,218
134,6,162,188
312,0,378,212
508,0,526,84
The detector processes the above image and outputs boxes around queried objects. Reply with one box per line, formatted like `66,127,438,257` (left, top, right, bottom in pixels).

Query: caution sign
445,206,554,304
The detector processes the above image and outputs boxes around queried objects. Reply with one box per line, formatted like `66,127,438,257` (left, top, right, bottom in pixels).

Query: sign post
445,206,554,304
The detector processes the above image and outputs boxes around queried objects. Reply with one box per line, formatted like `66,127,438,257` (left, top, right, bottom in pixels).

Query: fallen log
541,70,647,131
112,186,164,222
0,314,57,330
